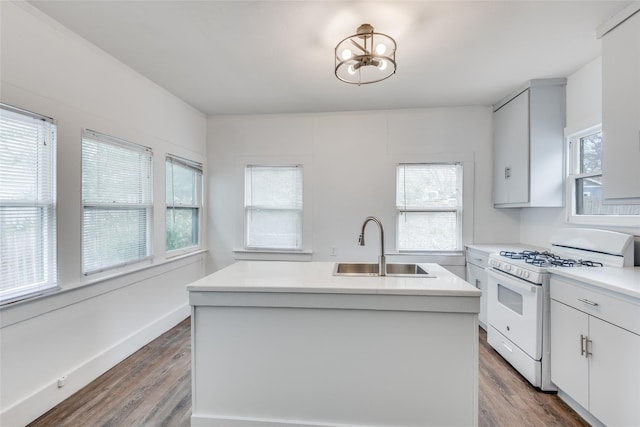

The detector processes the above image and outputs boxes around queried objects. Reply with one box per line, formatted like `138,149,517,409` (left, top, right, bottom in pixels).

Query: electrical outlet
57,375,68,388
330,246,337,256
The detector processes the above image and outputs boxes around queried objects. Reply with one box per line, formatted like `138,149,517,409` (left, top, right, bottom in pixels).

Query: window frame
0,104,58,304
395,162,464,253
81,129,154,276
165,154,203,256
243,164,304,252
566,125,640,227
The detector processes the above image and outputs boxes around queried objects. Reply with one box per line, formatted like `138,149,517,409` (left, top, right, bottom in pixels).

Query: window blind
82,130,153,274
166,155,202,252
0,104,57,304
396,163,462,251
244,165,303,250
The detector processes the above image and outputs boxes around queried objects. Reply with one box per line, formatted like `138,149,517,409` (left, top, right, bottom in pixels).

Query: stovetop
485,228,634,284
488,249,604,284
499,250,604,268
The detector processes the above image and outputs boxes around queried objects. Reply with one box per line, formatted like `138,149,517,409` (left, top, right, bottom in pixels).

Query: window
567,126,640,225
244,165,303,250
396,163,463,251
0,104,57,304
166,155,202,253
82,130,153,275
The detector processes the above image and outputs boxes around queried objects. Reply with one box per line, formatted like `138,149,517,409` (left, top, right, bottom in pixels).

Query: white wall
519,57,640,264
206,107,521,277
0,2,207,425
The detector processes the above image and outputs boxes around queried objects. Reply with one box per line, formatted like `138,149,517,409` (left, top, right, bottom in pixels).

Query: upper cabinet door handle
505,167,511,179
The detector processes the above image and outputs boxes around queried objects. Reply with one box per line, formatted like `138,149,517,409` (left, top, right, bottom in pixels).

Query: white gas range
485,228,634,391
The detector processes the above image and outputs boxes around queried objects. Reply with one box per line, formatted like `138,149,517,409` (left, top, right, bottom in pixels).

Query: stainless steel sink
386,263,430,276
333,262,435,277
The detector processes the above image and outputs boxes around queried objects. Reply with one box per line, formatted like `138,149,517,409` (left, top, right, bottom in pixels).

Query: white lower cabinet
550,300,589,408
465,248,489,329
550,277,640,426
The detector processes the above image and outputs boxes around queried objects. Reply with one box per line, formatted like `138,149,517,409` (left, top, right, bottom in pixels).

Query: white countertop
466,243,640,300
187,261,481,297
550,266,640,300
465,243,548,255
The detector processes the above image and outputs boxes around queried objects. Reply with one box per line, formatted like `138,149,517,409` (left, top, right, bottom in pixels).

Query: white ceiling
29,0,631,116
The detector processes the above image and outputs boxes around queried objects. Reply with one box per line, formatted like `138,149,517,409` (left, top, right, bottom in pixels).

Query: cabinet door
466,263,487,328
602,11,640,201
494,89,530,205
589,317,640,427
550,300,589,409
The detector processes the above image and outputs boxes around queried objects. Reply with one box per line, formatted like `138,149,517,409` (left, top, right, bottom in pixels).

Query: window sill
166,245,204,259
233,249,313,262
0,249,208,328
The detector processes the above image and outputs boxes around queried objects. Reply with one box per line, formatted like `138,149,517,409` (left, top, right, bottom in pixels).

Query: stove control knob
504,264,511,272
515,268,522,276
524,271,530,278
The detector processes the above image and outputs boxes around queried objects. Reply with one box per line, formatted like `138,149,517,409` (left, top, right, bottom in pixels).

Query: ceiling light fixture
335,23,397,85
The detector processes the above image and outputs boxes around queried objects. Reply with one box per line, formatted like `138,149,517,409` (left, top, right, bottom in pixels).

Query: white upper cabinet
600,6,640,203
493,79,566,208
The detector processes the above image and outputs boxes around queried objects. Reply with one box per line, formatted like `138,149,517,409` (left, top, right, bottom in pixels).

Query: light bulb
341,48,353,60
347,64,356,75
375,43,386,55
378,59,387,71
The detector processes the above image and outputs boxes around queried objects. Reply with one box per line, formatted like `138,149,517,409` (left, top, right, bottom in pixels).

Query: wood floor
29,318,588,427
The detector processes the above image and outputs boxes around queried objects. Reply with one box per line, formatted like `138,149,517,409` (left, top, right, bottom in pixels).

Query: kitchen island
188,261,481,427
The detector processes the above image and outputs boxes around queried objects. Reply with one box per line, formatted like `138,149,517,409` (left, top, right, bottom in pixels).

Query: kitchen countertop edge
187,261,481,297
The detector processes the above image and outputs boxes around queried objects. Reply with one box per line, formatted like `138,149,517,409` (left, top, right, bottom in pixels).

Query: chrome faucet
359,216,386,276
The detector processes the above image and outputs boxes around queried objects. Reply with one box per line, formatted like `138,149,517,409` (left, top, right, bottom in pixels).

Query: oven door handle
487,268,537,293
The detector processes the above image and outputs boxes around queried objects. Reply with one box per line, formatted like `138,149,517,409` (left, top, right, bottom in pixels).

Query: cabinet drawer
551,277,640,335
465,250,489,267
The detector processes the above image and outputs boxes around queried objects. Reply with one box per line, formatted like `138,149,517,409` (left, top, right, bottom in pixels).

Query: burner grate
499,250,603,268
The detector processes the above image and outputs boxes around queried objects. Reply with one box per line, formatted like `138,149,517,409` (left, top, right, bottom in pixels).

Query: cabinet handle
577,298,599,307
586,338,593,357
580,334,586,356
504,167,511,179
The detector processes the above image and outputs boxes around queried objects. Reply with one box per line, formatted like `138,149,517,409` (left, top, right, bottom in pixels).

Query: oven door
486,268,543,360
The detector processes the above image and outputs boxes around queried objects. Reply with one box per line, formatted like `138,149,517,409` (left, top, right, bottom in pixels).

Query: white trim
596,1,640,38
0,250,206,327
191,414,359,427
233,249,313,262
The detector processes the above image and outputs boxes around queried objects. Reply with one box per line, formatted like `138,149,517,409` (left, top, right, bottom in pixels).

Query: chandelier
335,23,397,85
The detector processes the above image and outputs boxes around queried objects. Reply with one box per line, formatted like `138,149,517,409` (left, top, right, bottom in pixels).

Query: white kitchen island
188,261,481,427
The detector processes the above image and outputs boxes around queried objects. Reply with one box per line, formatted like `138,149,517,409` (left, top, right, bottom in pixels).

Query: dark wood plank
29,319,588,427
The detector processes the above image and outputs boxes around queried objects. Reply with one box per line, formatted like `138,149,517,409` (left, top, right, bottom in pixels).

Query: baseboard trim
1,304,190,427
191,414,360,427
556,389,605,427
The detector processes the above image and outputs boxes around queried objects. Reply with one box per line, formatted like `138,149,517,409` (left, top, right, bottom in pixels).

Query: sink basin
386,263,430,275
333,263,435,278
334,263,379,275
